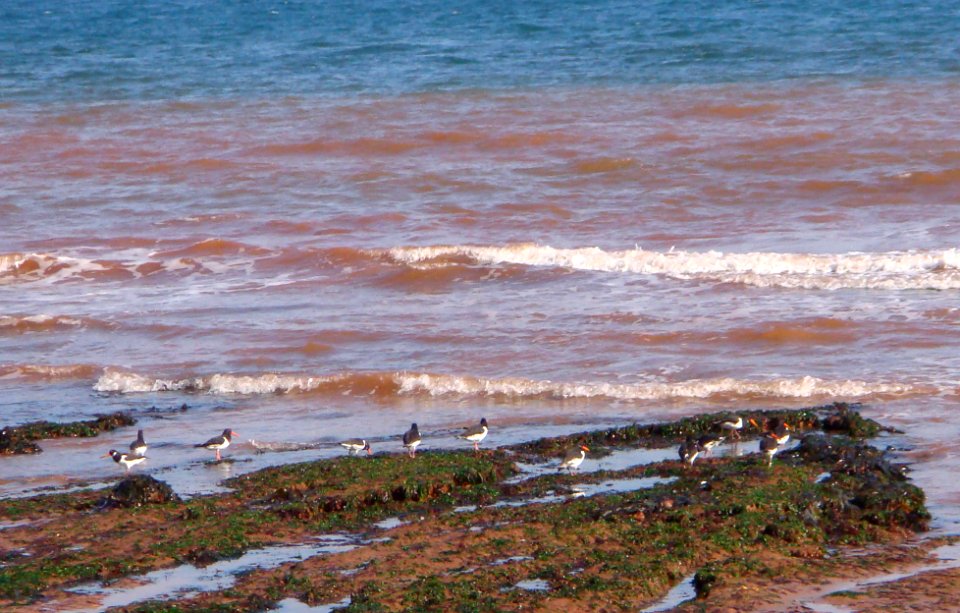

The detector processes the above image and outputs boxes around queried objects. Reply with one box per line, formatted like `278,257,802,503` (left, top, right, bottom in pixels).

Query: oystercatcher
759,432,780,467
340,438,372,456
457,418,489,451
697,433,725,455
718,416,743,439
129,429,147,456
678,437,701,468
195,428,237,461
402,423,421,457
103,449,146,472
559,445,589,471
773,422,791,446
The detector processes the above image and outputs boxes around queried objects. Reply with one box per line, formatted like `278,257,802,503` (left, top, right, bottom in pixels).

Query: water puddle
508,440,753,485
65,534,361,612
372,516,406,530
272,596,352,612
569,476,676,498
640,573,696,612
799,603,855,613
249,440,324,453
507,446,676,484
494,476,675,509
502,579,550,592
0,518,46,531
798,541,960,611
490,555,533,566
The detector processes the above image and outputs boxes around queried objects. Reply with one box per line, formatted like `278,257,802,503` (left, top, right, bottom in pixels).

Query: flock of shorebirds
103,427,240,471
102,419,491,473
678,416,792,469
103,415,791,474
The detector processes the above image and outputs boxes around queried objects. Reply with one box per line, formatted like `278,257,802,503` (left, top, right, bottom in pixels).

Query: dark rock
0,429,42,455
101,475,181,508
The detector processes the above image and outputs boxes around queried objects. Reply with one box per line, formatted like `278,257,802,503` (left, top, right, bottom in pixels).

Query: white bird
719,416,743,439
195,428,237,461
402,423,421,458
559,445,589,471
457,418,489,451
339,438,372,456
103,449,146,472
129,429,147,456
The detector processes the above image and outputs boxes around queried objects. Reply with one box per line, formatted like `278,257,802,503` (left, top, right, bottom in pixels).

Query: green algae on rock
102,475,182,509
0,411,136,455
0,405,931,611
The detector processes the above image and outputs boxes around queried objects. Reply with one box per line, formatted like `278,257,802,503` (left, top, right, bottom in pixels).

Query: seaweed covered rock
0,428,42,455
0,412,136,455
796,433,907,479
797,434,929,533
102,475,181,508
819,402,883,437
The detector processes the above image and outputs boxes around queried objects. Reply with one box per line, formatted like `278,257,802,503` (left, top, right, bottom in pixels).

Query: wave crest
382,243,960,290
93,369,923,403
0,363,100,381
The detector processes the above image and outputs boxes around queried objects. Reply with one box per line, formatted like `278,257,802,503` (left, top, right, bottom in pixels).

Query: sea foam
93,369,924,403
383,244,960,290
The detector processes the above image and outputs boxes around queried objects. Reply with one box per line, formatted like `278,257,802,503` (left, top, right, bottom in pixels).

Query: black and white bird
457,418,489,451
773,422,791,446
678,437,702,468
339,438,372,456
759,432,780,467
402,423,421,458
195,428,237,461
559,445,589,471
103,449,146,472
129,429,147,456
718,416,743,439
697,433,725,455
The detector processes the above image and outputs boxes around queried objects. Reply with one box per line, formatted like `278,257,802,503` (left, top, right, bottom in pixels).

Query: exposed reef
0,404,930,611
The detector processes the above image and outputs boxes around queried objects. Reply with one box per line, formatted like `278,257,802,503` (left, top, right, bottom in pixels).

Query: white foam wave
0,363,98,381
396,373,919,401
384,244,960,290
0,314,85,330
0,247,261,286
93,370,348,394
0,252,108,285
93,369,926,403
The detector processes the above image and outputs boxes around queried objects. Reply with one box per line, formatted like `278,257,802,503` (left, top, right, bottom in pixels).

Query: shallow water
2,2,959,551
640,573,697,613
797,542,960,612
65,534,360,612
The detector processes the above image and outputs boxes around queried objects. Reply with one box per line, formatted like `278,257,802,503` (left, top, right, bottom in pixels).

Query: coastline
0,404,945,611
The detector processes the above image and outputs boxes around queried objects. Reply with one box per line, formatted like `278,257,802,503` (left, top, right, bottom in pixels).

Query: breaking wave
8,243,958,290
0,363,100,381
382,244,960,290
93,369,926,403
0,314,111,334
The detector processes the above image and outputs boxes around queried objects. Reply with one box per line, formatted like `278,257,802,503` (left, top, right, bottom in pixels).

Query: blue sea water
2,0,960,539
2,0,958,102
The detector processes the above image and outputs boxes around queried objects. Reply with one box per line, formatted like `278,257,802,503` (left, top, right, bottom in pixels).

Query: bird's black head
480,418,488,426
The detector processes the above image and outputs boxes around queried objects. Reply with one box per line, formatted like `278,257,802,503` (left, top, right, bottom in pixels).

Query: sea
1,1,959,531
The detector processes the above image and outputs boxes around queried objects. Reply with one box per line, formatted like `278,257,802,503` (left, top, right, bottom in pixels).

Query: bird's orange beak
100,452,110,458
749,418,760,429
581,445,590,452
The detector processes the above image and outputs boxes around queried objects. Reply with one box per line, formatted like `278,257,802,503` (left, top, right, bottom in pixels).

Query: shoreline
0,403,948,611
